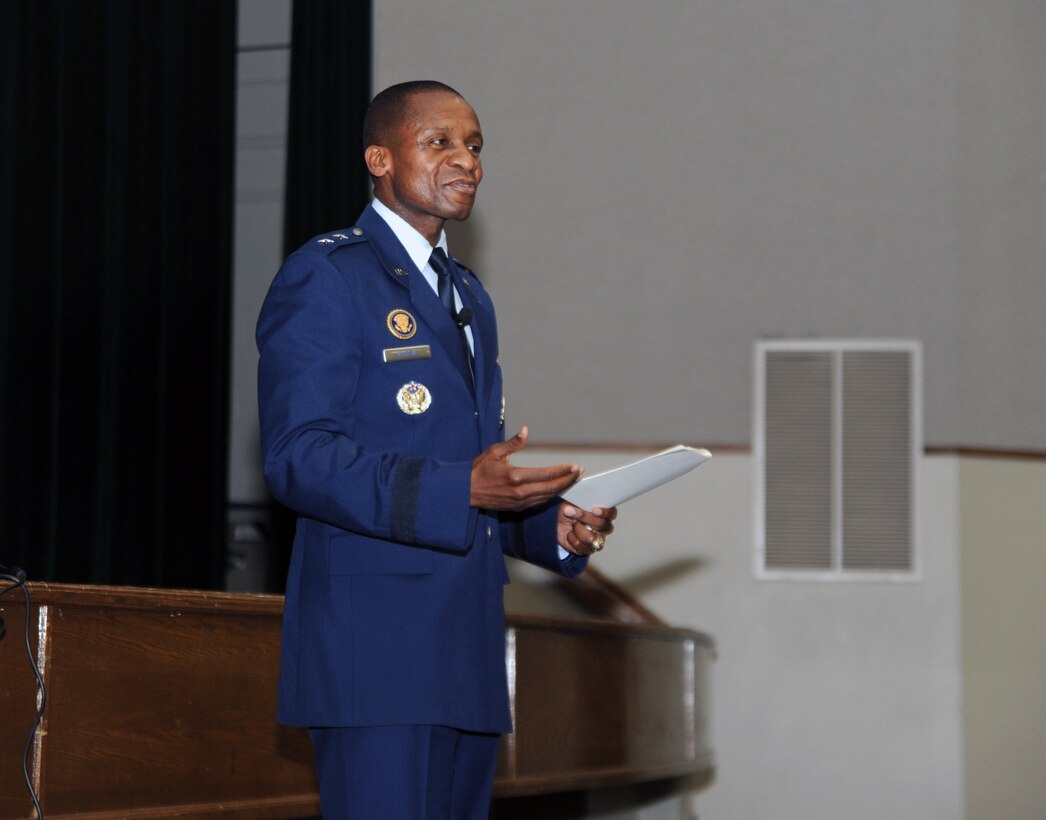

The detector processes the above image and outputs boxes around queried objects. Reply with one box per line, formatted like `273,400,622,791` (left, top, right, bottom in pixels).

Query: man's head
364,81,484,245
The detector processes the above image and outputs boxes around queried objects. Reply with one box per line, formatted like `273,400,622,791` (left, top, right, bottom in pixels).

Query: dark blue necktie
429,247,457,319
429,248,474,388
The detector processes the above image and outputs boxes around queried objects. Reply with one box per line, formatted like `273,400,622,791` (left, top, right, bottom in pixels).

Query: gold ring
592,535,605,552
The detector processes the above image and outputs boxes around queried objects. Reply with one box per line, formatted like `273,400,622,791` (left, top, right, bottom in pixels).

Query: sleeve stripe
390,458,425,543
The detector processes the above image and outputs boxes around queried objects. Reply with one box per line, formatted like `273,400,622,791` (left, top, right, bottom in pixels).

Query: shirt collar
371,197,448,275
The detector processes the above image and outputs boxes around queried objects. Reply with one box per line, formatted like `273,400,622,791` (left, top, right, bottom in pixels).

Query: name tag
383,345,432,363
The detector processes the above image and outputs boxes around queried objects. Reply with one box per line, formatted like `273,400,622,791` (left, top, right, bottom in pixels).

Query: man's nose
450,146,478,170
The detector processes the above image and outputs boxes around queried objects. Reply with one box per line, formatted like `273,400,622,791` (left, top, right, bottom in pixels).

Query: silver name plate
383,345,433,363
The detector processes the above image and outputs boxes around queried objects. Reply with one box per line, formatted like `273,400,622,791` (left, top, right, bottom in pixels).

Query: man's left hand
557,503,617,557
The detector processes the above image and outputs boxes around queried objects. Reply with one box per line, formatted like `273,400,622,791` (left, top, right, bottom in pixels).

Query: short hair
362,81,463,149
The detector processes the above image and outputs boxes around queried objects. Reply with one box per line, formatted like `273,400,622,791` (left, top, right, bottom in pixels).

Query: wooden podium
0,583,714,818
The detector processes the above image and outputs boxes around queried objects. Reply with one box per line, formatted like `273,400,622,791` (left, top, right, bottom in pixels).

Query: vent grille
764,351,833,569
755,341,920,580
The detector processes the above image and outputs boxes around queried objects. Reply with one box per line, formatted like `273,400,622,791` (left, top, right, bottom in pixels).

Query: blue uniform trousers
309,724,500,819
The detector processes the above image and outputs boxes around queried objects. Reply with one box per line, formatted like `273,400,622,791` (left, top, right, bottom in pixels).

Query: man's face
369,90,484,243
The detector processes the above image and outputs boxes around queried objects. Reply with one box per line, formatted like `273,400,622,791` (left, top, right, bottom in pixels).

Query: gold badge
397,381,432,415
386,309,417,340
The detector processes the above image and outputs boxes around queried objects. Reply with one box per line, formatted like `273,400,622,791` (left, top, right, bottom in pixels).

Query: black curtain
283,0,373,254
0,1,236,589
267,0,372,591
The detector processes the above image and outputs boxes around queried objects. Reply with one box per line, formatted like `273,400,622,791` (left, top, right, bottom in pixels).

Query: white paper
563,445,711,509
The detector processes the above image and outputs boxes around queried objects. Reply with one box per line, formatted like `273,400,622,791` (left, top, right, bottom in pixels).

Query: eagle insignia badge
397,381,431,415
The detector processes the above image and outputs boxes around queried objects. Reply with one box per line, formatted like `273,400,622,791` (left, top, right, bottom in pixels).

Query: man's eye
468,145,483,155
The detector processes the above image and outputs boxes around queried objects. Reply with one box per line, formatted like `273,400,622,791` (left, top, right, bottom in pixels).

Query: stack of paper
563,445,711,509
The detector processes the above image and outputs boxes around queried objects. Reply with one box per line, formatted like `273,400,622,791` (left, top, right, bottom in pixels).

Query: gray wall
955,2,1046,446
374,0,1045,451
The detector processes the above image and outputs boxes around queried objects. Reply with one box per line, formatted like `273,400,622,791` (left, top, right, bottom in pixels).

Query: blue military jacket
257,204,585,733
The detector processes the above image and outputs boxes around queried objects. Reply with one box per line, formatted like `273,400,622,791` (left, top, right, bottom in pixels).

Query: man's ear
365,145,390,178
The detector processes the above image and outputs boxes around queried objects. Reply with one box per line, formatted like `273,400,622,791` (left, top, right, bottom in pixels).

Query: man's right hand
470,426,581,511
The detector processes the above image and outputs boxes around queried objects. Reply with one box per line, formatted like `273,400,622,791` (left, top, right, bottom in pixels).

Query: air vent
754,340,921,580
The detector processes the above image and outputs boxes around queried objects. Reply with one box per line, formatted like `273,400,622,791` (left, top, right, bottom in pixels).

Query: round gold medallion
386,309,417,340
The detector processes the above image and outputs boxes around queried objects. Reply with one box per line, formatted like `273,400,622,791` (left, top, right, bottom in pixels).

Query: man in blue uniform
257,81,616,818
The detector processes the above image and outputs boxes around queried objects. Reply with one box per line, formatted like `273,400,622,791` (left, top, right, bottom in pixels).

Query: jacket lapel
448,258,493,404
358,206,476,395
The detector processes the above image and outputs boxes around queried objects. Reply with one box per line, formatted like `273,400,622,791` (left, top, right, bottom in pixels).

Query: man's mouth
446,179,478,194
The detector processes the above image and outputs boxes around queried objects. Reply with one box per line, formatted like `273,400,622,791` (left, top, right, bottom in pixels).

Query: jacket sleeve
499,500,589,579
256,252,479,552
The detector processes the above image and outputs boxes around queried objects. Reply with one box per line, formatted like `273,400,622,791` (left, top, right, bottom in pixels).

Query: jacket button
486,525,493,539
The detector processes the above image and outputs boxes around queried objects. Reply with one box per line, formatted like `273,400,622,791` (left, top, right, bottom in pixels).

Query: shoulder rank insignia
305,229,366,253
386,309,417,340
397,381,431,415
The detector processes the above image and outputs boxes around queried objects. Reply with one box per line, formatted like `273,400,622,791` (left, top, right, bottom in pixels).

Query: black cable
1,573,46,820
